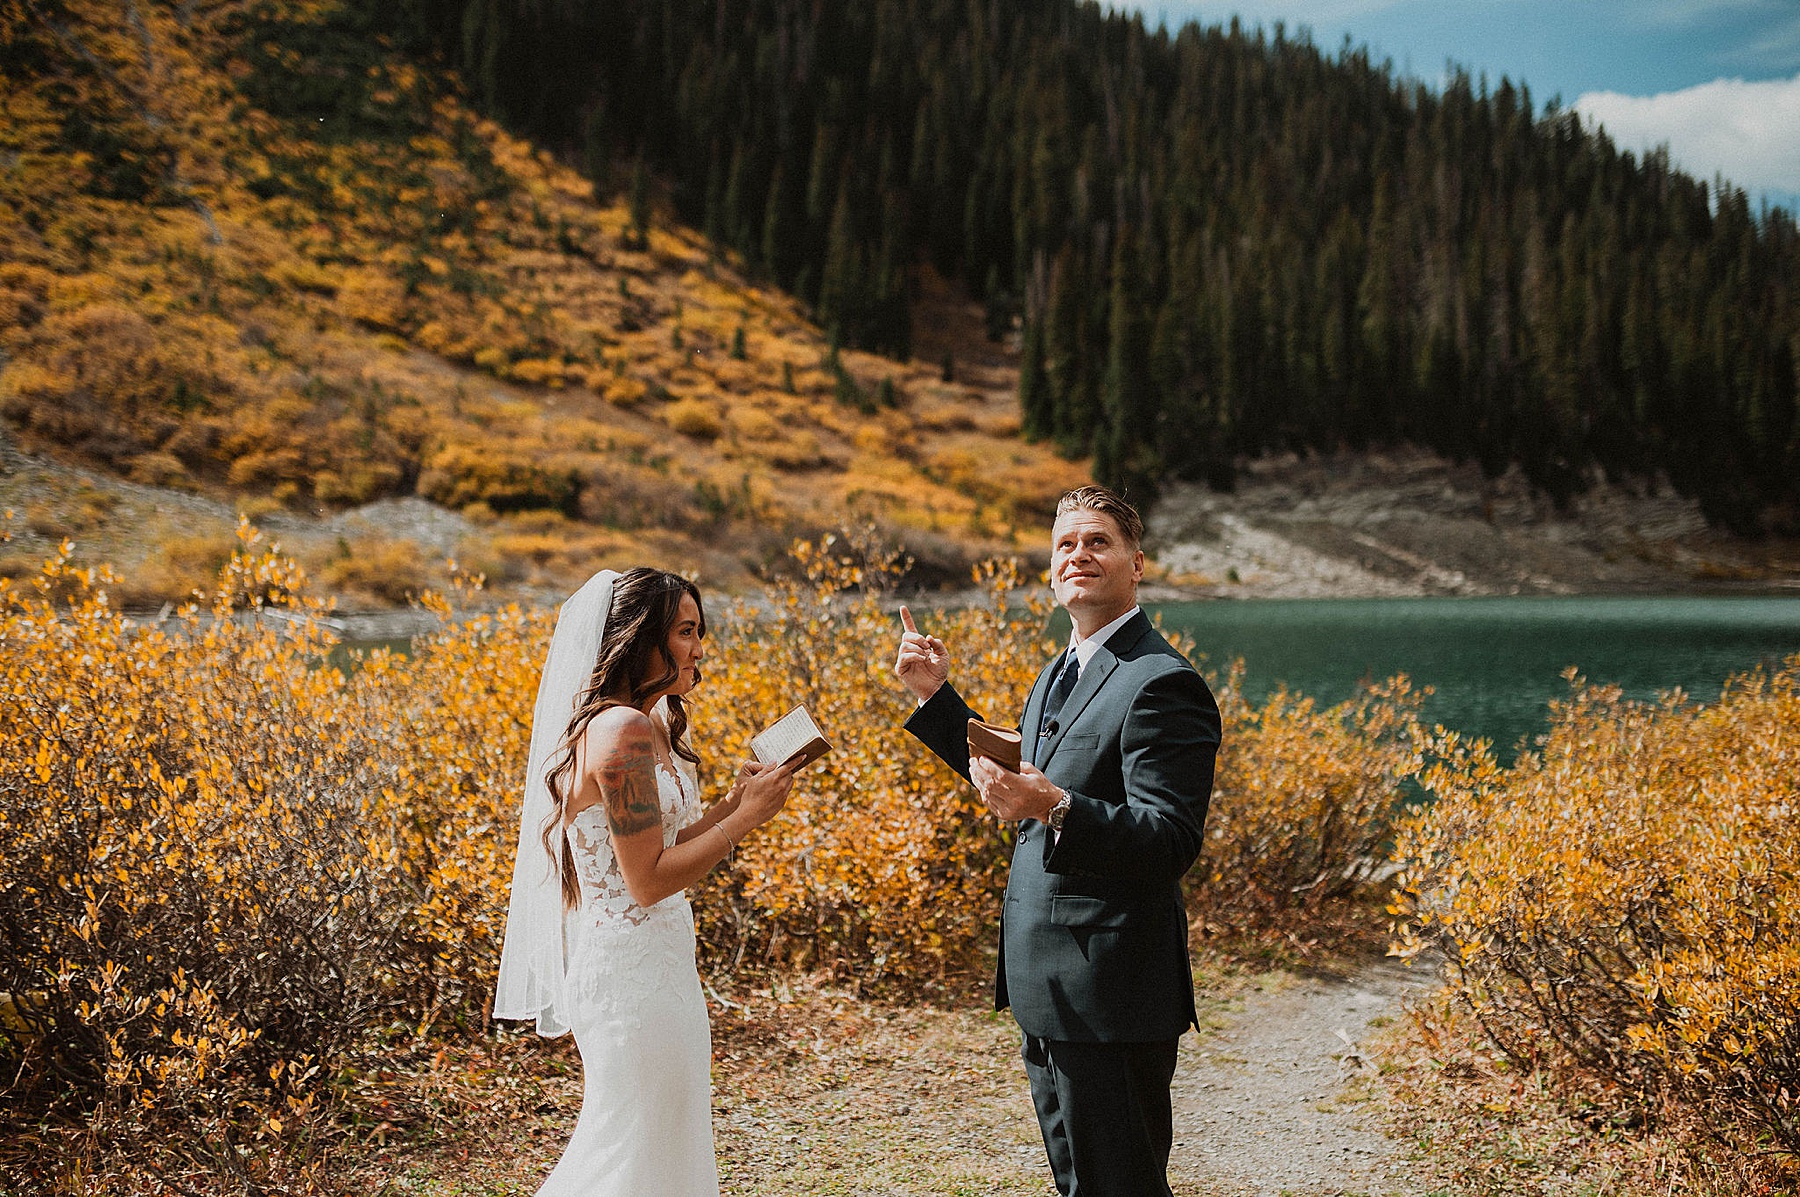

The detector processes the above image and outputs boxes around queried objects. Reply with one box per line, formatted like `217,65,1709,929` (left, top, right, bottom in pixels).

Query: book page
752,706,821,765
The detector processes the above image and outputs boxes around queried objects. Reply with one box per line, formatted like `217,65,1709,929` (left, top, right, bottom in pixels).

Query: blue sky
1129,1,1800,212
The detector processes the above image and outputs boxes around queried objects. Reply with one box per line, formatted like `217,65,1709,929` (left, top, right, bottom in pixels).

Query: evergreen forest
382,0,1799,530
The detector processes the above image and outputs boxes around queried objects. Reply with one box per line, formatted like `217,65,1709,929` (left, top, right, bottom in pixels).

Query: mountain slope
0,0,1083,601
435,0,1800,530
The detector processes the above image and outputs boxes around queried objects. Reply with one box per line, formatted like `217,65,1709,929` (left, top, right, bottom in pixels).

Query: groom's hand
894,605,949,703
971,758,1063,824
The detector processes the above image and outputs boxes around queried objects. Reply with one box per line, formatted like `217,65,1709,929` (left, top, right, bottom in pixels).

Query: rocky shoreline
1141,449,1800,601
8,430,1798,620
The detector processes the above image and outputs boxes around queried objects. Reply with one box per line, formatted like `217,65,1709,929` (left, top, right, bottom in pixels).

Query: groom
895,485,1220,1197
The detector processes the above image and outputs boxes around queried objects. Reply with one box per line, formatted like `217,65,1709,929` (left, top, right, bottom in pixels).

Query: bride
494,567,797,1196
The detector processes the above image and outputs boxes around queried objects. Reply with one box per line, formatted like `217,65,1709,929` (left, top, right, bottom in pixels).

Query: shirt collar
1066,605,1141,672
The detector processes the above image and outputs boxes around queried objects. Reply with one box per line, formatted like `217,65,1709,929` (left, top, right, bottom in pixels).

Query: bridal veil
493,568,619,1037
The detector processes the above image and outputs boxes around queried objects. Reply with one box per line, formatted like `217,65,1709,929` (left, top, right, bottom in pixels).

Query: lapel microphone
1039,720,1058,738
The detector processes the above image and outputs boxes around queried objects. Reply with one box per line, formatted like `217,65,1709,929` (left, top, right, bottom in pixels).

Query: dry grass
299,950,1295,1196
281,956,1281,1197
1371,994,1800,1197
0,948,1291,1196
710,986,1053,1196
40,980,1062,1197
14,938,1790,1196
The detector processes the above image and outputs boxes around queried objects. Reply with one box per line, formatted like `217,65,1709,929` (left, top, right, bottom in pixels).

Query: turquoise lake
1133,596,1800,757
339,594,1800,760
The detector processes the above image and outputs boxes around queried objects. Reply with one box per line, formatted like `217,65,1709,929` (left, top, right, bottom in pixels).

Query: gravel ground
703,955,1442,1197
1171,957,1437,1197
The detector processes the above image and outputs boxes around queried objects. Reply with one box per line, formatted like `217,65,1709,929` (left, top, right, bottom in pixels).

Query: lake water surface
336,594,1800,760
1141,596,1800,757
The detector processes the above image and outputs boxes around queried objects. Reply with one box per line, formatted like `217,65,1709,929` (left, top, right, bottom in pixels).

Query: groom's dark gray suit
904,609,1220,1195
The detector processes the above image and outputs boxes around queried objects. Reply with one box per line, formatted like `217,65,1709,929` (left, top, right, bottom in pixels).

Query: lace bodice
565,761,703,927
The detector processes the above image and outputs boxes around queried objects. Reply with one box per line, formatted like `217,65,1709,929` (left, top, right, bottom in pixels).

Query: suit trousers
1020,1033,1180,1197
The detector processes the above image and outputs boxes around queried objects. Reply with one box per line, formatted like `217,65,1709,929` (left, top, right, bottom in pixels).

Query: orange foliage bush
416,444,580,514
1194,671,1429,933
688,536,1051,981
316,536,436,604
2,523,1441,1183
1391,663,1800,1156
664,398,725,440
356,596,550,1024
0,529,425,1174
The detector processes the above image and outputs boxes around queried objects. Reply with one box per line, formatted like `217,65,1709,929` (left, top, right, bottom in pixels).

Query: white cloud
1575,72,1800,200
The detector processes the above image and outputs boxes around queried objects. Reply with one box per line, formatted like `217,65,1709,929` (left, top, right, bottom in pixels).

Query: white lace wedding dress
537,762,718,1197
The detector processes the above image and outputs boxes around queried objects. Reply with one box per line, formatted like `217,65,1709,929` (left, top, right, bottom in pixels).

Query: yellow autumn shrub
1194,669,1429,933
1391,662,1800,1155
416,443,580,514
0,528,426,1167
665,398,725,440
1,517,1458,1180
688,536,1050,982
316,536,437,604
358,595,551,1016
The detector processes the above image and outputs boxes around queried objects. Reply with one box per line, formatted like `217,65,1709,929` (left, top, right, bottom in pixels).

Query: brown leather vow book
966,719,1022,771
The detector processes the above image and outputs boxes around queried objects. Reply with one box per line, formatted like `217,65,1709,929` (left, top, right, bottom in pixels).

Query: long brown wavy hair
543,567,705,908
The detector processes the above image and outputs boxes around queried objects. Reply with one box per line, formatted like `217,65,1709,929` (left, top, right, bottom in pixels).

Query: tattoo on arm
599,720,662,839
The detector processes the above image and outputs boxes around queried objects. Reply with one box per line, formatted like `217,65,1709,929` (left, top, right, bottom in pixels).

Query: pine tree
412,0,1800,531
817,184,859,342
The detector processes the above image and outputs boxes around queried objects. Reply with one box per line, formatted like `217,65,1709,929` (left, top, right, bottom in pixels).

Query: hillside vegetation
434,0,1800,530
0,0,1084,601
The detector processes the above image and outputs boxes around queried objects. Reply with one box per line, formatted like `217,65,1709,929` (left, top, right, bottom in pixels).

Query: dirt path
1169,957,1436,1197
339,957,1442,1196
704,957,1443,1196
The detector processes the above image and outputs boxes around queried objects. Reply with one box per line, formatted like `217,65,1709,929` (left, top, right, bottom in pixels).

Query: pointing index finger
899,604,918,635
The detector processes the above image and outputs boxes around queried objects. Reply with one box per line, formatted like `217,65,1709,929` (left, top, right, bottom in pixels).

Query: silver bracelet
713,822,737,856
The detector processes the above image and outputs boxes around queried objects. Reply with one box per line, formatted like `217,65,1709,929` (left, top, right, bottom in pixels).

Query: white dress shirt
1063,604,1142,676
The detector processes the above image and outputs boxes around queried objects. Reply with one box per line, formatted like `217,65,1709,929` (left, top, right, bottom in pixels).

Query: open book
750,704,833,771
966,719,1022,772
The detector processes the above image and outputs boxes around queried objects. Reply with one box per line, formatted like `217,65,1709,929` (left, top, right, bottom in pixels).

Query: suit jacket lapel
1036,611,1155,768
1037,648,1116,766
1022,655,1060,769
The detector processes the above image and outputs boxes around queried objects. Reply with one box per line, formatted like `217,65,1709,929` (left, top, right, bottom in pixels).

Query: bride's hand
734,758,798,827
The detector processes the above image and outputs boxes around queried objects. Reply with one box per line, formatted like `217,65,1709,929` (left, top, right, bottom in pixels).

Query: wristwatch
1046,790,1072,832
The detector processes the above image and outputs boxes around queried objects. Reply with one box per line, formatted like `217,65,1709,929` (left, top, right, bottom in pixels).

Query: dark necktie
1038,650,1080,740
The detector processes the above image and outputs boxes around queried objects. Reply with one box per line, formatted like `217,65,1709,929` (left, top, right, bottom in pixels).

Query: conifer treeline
380,0,1798,529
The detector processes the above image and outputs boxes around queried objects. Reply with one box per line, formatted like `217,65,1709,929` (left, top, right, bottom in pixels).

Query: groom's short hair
1056,485,1143,549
